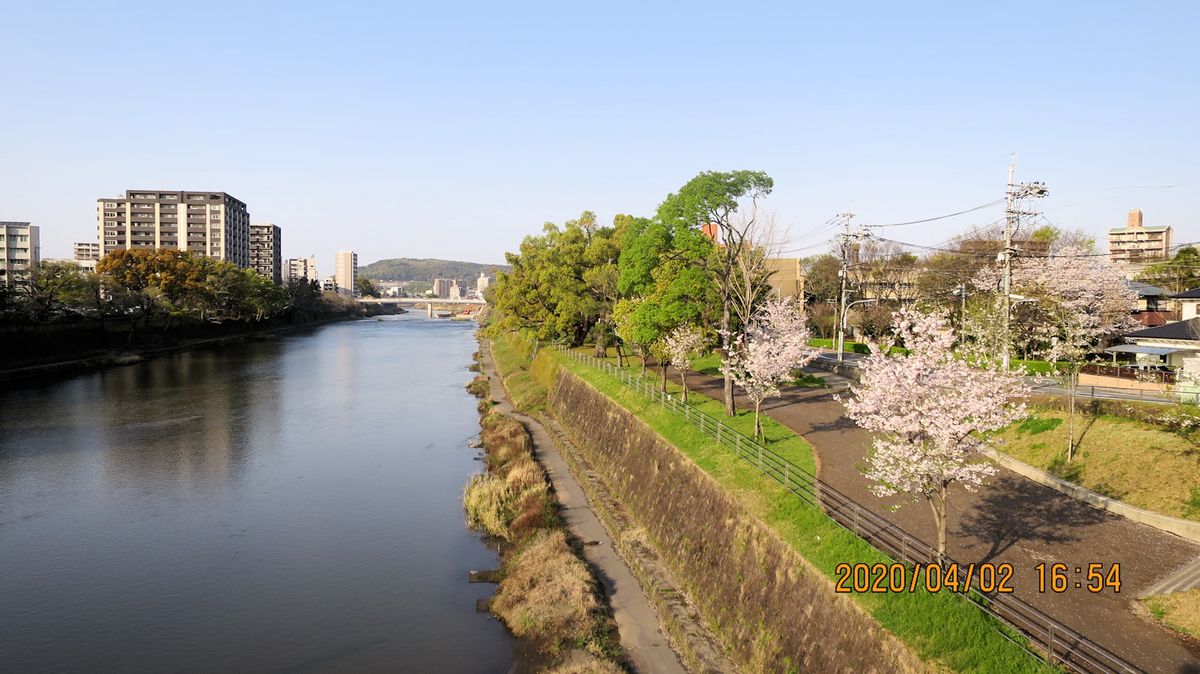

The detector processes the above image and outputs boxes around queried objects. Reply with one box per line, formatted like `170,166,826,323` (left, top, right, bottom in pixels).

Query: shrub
464,473,512,540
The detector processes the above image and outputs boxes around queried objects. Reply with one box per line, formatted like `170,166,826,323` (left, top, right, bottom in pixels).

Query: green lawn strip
491,332,547,412
994,408,1200,520
548,349,1050,673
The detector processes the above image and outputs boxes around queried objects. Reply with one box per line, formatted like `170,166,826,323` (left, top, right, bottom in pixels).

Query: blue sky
2,1,1197,273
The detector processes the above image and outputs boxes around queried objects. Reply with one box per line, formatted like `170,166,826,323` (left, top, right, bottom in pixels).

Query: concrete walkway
677,365,1200,673
480,345,688,674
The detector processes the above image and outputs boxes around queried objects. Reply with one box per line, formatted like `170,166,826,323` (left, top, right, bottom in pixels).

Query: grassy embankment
994,409,1200,521
463,373,621,673
490,331,1053,674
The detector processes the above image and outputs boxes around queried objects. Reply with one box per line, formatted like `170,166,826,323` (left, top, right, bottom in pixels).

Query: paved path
676,365,1200,673
480,345,688,674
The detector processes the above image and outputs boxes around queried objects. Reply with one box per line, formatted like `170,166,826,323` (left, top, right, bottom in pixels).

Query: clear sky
2,1,1197,274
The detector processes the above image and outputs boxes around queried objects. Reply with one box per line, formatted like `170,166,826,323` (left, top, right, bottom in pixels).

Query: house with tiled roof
1115,317,1200,369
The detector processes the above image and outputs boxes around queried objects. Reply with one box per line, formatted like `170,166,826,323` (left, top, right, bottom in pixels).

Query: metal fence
557,346,1140,674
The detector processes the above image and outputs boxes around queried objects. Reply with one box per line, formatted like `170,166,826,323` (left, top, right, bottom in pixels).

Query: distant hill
358,257,510,282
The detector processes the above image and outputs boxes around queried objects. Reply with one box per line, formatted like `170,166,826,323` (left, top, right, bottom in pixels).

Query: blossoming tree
664,325,705,402
1012,249,1137,460
844,309,1028,562
723,298,818,440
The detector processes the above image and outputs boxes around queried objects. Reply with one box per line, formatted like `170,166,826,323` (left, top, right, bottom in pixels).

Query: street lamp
838,298,878,362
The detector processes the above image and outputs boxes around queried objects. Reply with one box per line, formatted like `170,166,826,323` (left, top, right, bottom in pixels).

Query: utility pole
1000,155,1048,369
836,213,860,363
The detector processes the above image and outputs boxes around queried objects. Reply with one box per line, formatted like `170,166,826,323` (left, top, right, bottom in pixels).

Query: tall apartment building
249,223,282,284
475,272,491,294
432,278,452,298
335,251,358,296
287,256,318,283
1109,209,1173,264
0,222,40,286
96,190,250,267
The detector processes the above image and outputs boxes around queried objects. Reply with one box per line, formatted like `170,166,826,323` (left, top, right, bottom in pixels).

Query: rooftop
1127,317,1200,342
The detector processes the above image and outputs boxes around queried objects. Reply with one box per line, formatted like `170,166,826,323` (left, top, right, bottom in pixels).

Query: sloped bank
546,367,925,673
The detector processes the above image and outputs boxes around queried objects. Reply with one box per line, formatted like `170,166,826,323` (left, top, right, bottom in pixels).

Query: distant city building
73,241,100,261
72,241,100,271
432,278,452,298
335,251,358,297
475,272,491,294
763,258,805,300
287,256,319,283
1109,209,1172,264
96,190,250,267
0,222,40,286
322,276,338,293
449,280,461,300
249,223,282,284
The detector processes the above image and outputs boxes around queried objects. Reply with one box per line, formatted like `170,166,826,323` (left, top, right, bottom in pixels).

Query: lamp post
838,298,878,362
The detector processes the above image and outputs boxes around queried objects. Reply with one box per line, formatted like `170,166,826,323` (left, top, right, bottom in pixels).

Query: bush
1031,395,1200,440
491,530,608,655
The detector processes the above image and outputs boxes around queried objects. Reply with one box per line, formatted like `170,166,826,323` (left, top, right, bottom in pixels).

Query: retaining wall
548,367,925,674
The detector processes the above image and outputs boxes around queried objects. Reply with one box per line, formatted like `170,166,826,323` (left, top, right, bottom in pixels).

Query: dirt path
480,345,689,674
678,365,1200,673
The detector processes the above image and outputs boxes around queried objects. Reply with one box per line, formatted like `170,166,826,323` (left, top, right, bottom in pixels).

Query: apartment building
96,190,250,267
335,251,358,297
0,222,40,286
475,272,491,294
1109,209,1172,264
287,256,318,283
432,278,452,298
249,223,282,284
73,241,100,261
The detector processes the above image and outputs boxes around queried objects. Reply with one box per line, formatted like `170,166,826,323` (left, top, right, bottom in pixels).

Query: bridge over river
358,296,485,316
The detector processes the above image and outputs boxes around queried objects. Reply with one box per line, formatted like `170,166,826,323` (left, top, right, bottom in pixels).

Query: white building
449,280,461,300
1,222,40,286
335,251,358,297
476,272,491,294
287,256,319,283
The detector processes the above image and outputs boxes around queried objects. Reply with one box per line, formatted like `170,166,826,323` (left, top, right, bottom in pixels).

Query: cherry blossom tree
1012,249,1137,460
844,309,1028,562
664,325,705,402
722,298,818,440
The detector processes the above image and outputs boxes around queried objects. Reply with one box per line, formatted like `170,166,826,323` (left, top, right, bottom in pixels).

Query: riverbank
474,341,690,674
0,305,401,381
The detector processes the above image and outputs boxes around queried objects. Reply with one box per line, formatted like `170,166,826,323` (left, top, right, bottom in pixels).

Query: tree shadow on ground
955,474,1110,564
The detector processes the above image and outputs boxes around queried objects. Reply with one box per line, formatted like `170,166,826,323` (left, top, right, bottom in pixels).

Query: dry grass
464,473,513,540
542,653,625,674
1143,589,1200,637
492,530,607,655
994,409,1200,519
466,375,490,398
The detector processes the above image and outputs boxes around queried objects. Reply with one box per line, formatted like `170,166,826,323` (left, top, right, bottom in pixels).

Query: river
0,315,513,672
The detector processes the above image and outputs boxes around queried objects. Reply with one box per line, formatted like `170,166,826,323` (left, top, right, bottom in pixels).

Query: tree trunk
1067,368,1077,461
680,370,689,403
594,327,607,359
754,400,763,441
928,485,948,563
640,352,647,376
721,302,735,417
659,360,667,392
615,343,625,368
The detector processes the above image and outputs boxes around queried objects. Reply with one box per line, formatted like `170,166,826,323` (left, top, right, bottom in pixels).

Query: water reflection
0,316,513,672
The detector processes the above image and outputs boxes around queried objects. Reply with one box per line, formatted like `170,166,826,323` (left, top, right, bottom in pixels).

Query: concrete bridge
357,296,485,317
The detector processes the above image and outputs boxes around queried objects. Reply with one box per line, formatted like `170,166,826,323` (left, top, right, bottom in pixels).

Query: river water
0,315,513,672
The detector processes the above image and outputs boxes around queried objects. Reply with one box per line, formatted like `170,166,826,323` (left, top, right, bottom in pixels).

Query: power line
863,199,1006,228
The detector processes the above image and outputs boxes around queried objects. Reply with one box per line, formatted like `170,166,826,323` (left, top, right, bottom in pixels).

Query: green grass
686,352,826,388
1142,589,1200,638
524,344,1051,673
995,409,1200,520
491,332,548,412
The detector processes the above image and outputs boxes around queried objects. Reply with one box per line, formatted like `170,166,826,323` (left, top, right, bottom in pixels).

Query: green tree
656,170,774,416
356,277,379,297
1138,246,1200,294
